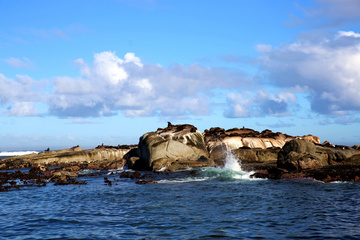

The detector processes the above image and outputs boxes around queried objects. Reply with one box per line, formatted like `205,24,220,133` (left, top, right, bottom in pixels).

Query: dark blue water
1,165,360,240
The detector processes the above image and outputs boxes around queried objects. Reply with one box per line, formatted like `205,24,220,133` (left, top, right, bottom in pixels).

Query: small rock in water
136,180,158,184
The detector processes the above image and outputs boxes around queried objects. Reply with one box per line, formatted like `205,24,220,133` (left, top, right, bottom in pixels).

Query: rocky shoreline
1,123,360,191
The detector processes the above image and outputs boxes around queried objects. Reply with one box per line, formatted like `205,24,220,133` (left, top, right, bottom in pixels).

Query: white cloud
0,74,48,117
3,41,360,122
337,31,360,38
224,90,295,118
4,57,35,69
0,74,43,104
136,78,152,90
4,102,38,117
124,52,143,67
257,31,360,115
45,51,250,118
89,51,129,85
256,44,272,53
224,93,250,118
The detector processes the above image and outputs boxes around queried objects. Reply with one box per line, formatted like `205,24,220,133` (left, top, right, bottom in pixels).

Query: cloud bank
256,31,360,116
1,52,249,118
2,31,360,122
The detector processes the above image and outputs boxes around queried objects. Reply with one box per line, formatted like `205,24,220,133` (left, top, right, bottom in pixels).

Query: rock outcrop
0,146,132,170
203,127,320,165
252,139,360,182
278,139,328,171
2,123,359,184
278,139,360,171
137,124,213,171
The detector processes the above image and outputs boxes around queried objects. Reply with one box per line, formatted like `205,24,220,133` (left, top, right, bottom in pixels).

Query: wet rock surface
251,139,360,182
136,180,158,184
203,127,320,167
0,165,88,192
0,170,46,191
278,139,328,171
251,165,360,183
1,124,360,187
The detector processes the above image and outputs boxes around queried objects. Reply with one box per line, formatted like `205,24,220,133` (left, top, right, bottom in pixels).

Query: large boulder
278,139,328,171
253,141,360,181
137,124,211,171
203,127,320,164
316,145,360,165
342,154,360,165
234,148,279,163
123,148,148,170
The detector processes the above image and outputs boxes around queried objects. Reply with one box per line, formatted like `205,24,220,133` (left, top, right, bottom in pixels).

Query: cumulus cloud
337,31,360,38
3,40,360,122
4,57,35,69
224,90,296,118
47,51,249,118
0,74,44,104
0,74,47,116
257,31,360,115
3,52,247,119
4,102,38,117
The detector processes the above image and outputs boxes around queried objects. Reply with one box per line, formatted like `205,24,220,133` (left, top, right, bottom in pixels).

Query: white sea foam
223,151,243,172
159,151,263,184
156,167,167,172
79,169,101,175
222,151,257,180
0,151,38,157
158,177,210,184
107,166,125,174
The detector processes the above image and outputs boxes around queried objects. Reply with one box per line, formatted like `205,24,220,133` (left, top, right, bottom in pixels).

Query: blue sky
1,0,360,151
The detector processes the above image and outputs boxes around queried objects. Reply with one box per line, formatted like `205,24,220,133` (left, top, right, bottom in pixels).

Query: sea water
1,152,360,239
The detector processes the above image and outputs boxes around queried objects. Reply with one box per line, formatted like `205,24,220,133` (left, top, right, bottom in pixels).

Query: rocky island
1,123,360,191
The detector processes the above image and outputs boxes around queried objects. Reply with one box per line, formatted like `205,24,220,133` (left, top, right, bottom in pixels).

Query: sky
1,0,360,151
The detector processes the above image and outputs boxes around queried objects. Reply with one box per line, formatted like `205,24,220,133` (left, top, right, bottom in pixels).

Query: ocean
1,152,360,239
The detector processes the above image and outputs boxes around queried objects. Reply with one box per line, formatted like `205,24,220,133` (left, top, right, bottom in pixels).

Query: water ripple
1,171,360,239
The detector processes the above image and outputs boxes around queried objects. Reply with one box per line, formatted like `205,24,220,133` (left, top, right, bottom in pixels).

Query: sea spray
156,151,260,183
157,151,260,183
222,150,257,180
223,150,243,172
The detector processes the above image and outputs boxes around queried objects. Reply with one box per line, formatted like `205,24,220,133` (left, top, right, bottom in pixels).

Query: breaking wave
159,151,259,183
196,151,257,181
0,151,38,157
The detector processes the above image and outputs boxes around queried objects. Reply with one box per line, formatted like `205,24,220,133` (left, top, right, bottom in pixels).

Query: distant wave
0,151,38,157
